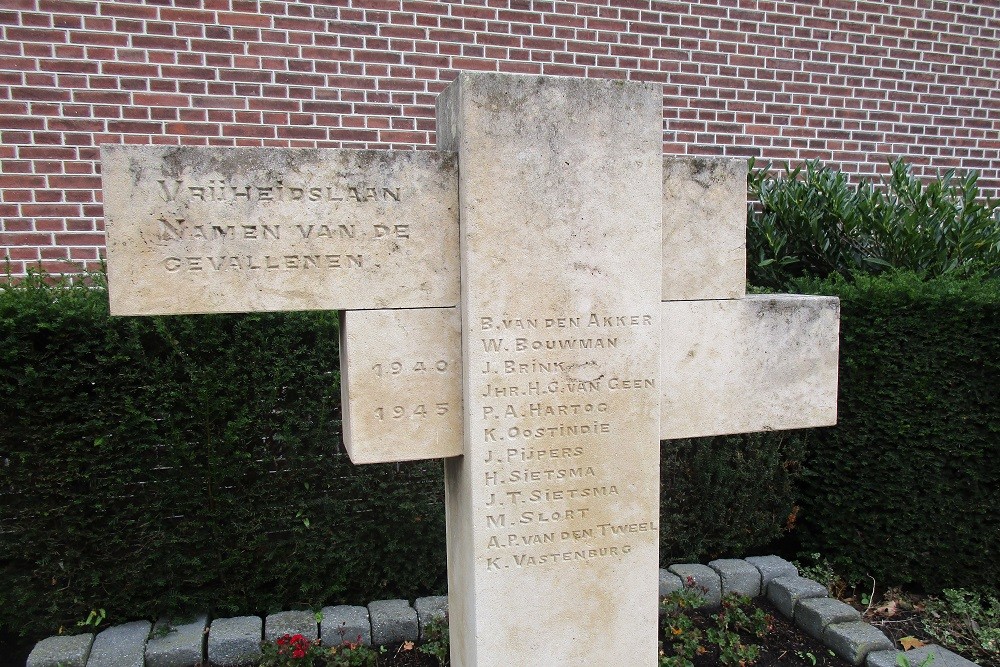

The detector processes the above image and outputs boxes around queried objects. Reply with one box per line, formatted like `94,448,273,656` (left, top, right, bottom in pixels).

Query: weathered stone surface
668,563,723,609
264,610,319,642
86,620,150,667
437,72,664,667
794,597,861,640
659,569,684,598
207,616,261,666
27,634,94,667
414,596,448,640
768,575,828,618
745,555,798,590
662,156,746,301
661,295,840,439
145,615,207,667
320,605,371,647
824,621,894,665
102,146,460,315
867,645,981,667
708,558,762,597
340,296,840,458
340,307,462,463
368,599,418,646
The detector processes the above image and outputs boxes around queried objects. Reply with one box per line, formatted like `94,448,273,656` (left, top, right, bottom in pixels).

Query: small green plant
261,633,326,667
896,652,936,666
418,613,450,666
709,594,771,665
793,553,851,598
75,608,106,630
659,581,709,667
796,650,818,665
324,639,382,667
659,581,772,666
922,588,1000,663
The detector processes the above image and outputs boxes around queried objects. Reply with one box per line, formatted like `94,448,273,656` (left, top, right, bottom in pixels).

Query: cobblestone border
26,556,982,667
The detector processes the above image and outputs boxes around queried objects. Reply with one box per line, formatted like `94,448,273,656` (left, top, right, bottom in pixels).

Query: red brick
1,232,53,245
191,96,247,109
11,87,71,102
6,27,67,43
0,0,995,274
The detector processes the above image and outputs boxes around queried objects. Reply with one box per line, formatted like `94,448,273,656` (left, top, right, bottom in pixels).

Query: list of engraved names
474,312,658,572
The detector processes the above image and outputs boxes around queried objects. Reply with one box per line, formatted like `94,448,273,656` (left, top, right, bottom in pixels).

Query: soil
659,597,849,667
354,597,855,666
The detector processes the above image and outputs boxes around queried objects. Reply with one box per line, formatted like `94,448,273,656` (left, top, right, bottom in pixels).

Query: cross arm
339,295,839,464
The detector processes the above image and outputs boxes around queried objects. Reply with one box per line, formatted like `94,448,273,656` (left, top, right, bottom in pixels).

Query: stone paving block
667,563,722,609
414,596,448,640
368,599,418,646
659,568,684,597
825,620,894,666
145,615,207,667
745,555,798,590
708,558,762,597
321,605,371,647
207,616,262,666
27,634,94,667
264,610,319,642
866,645,981,667
794,597,861,640
87,620,151,667
767,575,828,618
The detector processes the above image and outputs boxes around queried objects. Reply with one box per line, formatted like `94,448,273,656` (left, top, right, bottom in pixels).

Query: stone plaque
340,308,462,464
437,73,663,666
102,146,459,315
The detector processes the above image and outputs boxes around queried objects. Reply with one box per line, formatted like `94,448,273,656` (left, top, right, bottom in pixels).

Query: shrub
659,433,807,564
0,272,447,639
747,159,1000,289
791,272,1000,592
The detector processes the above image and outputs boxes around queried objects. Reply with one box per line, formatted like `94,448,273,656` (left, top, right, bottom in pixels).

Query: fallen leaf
900,636,927,651
876,600,899,617
402,641,415,651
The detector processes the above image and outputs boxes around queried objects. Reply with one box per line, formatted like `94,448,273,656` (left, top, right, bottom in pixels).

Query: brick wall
1,0,998,276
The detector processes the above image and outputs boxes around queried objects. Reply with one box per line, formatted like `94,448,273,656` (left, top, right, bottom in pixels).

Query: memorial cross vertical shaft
103,72,839,667
435,75,664,666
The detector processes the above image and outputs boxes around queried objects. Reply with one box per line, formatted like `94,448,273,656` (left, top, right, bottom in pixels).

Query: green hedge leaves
792,272,999,592
0,273,446,639
747,159,1000,290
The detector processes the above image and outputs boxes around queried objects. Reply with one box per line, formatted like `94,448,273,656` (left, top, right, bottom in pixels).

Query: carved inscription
474,312,658,571
339,308,463,464
103,146,459,315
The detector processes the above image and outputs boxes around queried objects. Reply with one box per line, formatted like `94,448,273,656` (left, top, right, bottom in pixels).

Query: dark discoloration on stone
665,155,746,189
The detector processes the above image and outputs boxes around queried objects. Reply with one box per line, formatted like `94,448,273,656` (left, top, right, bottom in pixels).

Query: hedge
0,274,448,640
792,272,999,592
0,274,802,640
3,270,994,641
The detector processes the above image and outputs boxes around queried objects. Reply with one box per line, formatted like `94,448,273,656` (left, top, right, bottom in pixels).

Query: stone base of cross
103,74,838,667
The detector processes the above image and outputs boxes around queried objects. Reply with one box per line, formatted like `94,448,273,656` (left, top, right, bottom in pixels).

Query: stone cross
103,73,838,667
